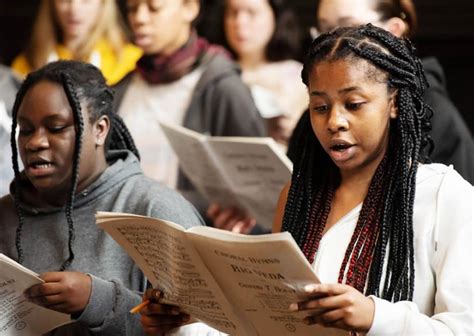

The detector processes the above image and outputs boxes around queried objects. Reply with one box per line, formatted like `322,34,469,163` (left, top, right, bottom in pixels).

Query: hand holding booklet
160,122,292,230
96,212,346,336
0,254,70,336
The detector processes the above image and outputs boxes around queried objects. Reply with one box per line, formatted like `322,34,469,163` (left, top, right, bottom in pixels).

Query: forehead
18,81,70,117
17,80,90,122
318,0,379,23
309,58,387,91
226,0,270,9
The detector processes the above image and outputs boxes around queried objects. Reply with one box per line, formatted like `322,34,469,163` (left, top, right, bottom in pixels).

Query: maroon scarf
136,31,230,84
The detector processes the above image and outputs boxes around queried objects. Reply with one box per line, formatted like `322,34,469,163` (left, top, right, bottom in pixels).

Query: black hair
10,60,139,270
284,24,432,302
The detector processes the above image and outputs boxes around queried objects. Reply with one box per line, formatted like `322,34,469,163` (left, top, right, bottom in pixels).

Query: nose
131,3,150,24
25,129,49,152
327,107,349,133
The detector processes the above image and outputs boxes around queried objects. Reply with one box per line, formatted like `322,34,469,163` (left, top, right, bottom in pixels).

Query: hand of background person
268,114,301,145
207,203,257,234
25,271,92,314
290,283,375,332
140,288,190,336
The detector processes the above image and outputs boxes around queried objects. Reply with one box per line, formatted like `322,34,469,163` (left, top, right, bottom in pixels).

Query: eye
312,105,329,114
345,102,365,110
18,128,33,136
48,125,67,133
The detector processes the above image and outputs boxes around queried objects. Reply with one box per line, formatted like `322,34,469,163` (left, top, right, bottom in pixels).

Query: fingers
25,282,62,299
206,203,220,219
142,302,181,316
231,217,257,234
144,288,163,302
292,291,353,312
26,272,92,314
214,207,238,229
141,310,190,335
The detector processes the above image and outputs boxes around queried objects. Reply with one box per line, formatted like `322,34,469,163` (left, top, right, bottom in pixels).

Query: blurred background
1,0,472,132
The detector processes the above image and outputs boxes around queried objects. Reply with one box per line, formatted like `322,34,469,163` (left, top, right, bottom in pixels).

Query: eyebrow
18,114,69,123
310,86,362,96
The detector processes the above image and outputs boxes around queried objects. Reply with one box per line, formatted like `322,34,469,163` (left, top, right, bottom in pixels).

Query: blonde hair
25,0,129,71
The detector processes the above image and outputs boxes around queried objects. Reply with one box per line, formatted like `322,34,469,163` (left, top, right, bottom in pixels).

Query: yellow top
12,40,142,85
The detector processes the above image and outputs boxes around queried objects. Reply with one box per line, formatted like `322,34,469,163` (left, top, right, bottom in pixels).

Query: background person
12,0,142,85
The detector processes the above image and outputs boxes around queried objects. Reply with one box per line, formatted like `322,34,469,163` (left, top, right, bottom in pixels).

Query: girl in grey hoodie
0,60,204,335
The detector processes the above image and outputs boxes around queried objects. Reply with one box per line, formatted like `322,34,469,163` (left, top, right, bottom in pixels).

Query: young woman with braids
274,24,473,334
0,60,207,335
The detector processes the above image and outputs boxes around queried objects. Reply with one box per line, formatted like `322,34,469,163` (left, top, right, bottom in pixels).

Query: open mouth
29,162,53,169
330,143,353,152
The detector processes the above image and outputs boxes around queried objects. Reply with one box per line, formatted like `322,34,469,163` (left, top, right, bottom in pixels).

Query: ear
389,91,399,119
93,115,110,147
183,0,200,23
383,17,408,38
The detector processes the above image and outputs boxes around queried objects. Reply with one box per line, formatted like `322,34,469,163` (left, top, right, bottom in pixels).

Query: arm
367,169,473,335
26,272,144,334
272,182,290,233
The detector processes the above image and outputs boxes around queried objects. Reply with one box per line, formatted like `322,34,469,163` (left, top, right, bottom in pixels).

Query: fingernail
289,303,298,311
171,307,180,315
304,284,317,292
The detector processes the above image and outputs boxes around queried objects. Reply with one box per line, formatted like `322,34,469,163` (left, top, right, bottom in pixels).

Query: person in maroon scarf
113,0,266,227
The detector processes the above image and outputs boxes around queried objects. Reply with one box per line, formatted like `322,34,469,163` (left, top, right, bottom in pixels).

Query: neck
239,52,267,71
63,35,83,54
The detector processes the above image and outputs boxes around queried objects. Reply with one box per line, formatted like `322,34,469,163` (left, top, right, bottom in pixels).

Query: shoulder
97,41,142,85
416,163,472,190
116,174,204,229
198,55,242,89
414,164,472,230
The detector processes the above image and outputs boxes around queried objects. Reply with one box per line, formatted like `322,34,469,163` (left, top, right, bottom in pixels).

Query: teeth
33,163,52,169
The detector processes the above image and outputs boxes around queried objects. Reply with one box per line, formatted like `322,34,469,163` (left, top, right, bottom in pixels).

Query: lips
328,140,355,163
26,158,55,177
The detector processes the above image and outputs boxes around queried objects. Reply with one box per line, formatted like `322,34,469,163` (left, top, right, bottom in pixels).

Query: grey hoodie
0,150,204,335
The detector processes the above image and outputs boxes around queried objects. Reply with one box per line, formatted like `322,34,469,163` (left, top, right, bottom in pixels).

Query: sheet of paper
97,214,252,335
208,138,292,229
187,228,347,336
0,254,71,336
160,122,241,207
160,122,292,229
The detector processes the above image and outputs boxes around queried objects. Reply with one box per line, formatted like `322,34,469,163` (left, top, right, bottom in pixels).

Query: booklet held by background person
0,254,71,336
96,212,346,336
159,122,292,230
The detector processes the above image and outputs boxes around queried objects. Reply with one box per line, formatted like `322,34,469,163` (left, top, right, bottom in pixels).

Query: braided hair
10,60,139,271
283,24,432,302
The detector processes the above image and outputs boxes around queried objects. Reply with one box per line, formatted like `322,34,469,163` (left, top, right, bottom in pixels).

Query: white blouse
171,164,474,335
311,164,473,335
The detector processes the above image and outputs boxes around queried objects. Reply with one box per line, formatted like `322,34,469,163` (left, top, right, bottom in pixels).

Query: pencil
129,300,150,314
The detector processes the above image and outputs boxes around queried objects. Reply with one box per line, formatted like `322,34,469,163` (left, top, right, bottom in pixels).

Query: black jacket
422,57,473,184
